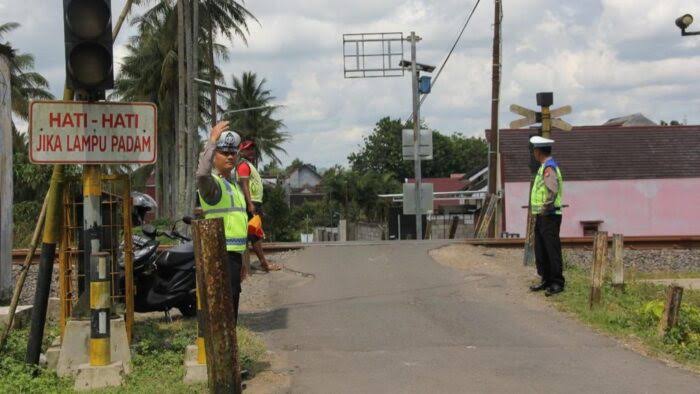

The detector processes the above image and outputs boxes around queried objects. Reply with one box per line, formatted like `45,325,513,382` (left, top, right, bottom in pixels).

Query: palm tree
200,0,256,124
0,22,53,119
114,4,222,216
224,71,288,164
1,22,60,203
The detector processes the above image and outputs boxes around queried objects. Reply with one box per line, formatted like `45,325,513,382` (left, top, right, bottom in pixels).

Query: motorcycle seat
158,242,194,269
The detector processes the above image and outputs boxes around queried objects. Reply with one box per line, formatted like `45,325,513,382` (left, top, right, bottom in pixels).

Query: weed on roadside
551,265,700,369
0,317,266,393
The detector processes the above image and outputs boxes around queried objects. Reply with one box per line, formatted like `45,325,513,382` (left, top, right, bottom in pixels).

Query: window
580,220,603,236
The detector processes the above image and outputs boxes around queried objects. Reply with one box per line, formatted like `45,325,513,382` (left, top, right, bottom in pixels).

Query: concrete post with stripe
196,280,206,364
89,253,112,366
183,257,209,384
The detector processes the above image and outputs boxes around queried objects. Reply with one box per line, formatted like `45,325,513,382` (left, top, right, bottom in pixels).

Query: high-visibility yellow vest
530,158,563,215
198,174,248,252
242,159,264,203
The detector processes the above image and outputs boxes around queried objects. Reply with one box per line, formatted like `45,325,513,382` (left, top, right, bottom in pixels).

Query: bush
12,200,43,248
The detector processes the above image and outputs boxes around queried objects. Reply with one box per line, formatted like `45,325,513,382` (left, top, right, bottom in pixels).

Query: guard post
89,253,111,366
183,275,208,384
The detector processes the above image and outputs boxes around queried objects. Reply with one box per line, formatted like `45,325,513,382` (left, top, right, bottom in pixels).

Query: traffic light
63,0,114,94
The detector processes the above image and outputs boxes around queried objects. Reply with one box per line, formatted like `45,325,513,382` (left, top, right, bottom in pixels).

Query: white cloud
2,0,700,167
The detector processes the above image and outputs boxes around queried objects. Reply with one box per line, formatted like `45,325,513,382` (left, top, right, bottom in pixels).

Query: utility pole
0,47,12,303
409,32,423,240
488,0,503,238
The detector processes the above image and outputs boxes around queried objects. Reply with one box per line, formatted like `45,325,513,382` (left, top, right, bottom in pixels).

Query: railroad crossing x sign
509,104,573,131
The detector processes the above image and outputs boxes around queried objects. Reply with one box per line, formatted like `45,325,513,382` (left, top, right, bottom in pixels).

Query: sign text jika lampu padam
29,101,157,164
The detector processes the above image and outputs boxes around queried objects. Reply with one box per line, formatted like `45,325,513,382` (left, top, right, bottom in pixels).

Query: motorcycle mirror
182,216,193,225
142,224,157,238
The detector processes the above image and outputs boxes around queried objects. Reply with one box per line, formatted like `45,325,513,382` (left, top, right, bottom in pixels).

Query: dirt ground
241,251,300,394
429,243,547,310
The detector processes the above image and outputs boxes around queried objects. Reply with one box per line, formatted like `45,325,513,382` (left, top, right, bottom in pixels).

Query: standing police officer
528,136,565,296
196,121,248,320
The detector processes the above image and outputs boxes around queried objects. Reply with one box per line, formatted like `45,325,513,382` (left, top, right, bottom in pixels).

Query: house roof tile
495,125,700,182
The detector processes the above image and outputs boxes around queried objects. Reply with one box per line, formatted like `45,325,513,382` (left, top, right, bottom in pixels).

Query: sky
2,0,700,168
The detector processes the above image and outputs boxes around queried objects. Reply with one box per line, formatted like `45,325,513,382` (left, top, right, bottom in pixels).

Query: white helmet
216,131,241,152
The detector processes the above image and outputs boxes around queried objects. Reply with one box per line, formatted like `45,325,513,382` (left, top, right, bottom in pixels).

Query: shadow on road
240,308,289,332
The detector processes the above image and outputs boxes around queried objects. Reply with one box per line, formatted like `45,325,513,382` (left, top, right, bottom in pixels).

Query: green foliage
262,184,296,241
0,327,73,393
0,319,266,393
0,22,53,120
551,265,700,367
12,130,81,204
321,166,399,222
12,200,41,247
348,117,488,180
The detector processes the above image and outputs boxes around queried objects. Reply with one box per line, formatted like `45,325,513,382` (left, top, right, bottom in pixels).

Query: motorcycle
120,192,197,318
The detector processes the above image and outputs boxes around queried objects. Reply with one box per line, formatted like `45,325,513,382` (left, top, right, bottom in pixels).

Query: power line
409,0,482,119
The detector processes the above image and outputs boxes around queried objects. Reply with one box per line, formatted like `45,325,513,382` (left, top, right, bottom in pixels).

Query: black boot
545,283,564,297
529,281,549,292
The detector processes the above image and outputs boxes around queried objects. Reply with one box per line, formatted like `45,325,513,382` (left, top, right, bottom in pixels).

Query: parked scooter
120,192,196,318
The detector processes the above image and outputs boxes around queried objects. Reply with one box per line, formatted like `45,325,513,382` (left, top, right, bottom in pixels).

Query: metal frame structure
343,33,405,78
379,190,488,203
58,174,134,342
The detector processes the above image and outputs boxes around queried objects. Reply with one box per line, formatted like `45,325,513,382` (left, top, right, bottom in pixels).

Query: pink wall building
495,126,700,237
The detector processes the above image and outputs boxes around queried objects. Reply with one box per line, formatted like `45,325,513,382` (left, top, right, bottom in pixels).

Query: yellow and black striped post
89,253,111,366
196,279,206,364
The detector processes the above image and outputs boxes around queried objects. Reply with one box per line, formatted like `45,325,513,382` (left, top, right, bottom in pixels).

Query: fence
58,174,134,341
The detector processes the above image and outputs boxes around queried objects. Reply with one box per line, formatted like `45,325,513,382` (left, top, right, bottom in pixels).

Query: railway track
465,235,700,249
12,236,699,264
11,242,306,265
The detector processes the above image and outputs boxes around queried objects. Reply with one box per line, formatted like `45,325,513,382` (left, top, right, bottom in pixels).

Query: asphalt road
245,242,700,393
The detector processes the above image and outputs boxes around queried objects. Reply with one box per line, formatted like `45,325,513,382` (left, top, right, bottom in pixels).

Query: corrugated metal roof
496,125,700,182
603,113,657,127
406,177,467,192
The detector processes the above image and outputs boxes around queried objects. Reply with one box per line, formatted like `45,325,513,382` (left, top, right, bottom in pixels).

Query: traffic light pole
409,32,423,240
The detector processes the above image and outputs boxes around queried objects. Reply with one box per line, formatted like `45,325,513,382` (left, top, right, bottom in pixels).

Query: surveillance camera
399,60,436,73
676,14,694,30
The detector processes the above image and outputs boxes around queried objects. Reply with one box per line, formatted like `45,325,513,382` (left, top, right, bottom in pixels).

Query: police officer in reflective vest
196,121,248,320
529,136,565,296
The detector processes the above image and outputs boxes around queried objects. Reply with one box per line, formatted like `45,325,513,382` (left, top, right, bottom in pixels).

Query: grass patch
0,325,72,392
0,317,266,393
551,265,700,369
634,271,700,280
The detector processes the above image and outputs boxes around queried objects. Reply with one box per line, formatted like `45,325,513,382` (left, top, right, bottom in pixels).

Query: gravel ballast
564,248,700,273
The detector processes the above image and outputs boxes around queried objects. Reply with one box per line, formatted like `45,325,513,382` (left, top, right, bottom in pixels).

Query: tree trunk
208,22,217,127
155,130,163,217
177,0,187,221
185,0,195,217
192,0,200,211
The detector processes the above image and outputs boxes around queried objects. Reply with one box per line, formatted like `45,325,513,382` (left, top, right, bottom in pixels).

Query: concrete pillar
0,50,13,303
339,220,347,242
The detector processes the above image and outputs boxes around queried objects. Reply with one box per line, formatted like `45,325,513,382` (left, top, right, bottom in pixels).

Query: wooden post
658,285,683,337
192,218,242,394
448,216,459,239
488,0,503,238
589,231,608,308
611,234,624,290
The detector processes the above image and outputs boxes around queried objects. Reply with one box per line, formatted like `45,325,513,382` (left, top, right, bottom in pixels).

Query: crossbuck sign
29,100,157,164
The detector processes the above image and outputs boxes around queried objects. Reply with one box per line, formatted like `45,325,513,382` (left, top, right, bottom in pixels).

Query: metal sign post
409,32,423,240
343,31,434,240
